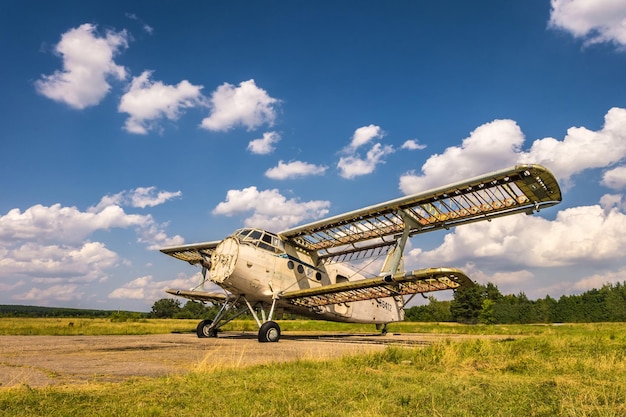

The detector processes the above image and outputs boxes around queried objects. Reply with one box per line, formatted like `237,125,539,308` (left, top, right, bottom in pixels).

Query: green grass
0,317,603,336
1,321,625,416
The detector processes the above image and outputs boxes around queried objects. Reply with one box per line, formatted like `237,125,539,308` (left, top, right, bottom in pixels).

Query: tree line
405,281,626,324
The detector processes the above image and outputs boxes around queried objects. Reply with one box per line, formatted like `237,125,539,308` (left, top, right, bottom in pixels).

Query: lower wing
280,267,471,307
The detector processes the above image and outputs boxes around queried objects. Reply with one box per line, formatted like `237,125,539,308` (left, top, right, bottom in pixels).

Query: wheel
258,321,281,343
196,319,217,338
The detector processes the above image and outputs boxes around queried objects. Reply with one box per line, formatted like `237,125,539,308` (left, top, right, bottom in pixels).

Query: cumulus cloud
90,186,182,212
400,107,626,194
400,119,523,194
247,131,281,155
265,160,328,180
401,139,427,150
0,204,149,245
35,24,128,109
338,143,394,179
14,285,83,303
519,107,626,187
408,203,626,269
602,166,626,190
337,125,393,179
345,124,384,151
119,71,204,134
0,188,184,304
200,79,280,132
549,0,626,47
109,274,197,301
212,186,330,231
573,267,626,292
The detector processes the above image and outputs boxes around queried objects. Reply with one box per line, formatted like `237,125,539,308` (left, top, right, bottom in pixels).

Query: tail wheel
258,321,281,343
196,319,218,338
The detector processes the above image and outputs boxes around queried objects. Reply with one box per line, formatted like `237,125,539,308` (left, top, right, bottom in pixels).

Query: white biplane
161,164,561,342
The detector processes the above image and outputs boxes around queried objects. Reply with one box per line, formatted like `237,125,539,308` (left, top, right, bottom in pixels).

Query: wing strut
381,211,420,275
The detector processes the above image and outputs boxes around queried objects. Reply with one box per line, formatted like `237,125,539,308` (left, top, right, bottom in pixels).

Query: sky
2,0,626,311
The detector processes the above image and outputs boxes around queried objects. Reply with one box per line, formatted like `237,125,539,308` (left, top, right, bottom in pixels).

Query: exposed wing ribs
281,267,472,307
280,164,561,263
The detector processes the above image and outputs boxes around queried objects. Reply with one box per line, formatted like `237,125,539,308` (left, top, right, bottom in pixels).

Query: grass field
1,319,625,416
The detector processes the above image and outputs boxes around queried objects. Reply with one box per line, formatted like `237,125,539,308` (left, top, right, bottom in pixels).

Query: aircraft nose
210,237,239,283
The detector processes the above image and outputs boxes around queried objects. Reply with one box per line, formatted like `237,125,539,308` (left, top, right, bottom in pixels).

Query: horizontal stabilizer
280,267,471,307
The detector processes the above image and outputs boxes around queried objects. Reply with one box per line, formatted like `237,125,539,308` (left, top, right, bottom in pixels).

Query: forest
405,281,626,324
2,281,625,324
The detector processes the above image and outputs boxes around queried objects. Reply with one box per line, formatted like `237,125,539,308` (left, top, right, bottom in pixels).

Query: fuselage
207,228,404,324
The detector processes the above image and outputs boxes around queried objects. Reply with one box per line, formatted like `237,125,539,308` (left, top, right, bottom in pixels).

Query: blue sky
2,0,626,311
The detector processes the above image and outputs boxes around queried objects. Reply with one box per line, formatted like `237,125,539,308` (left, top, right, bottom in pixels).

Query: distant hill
0,304,145,318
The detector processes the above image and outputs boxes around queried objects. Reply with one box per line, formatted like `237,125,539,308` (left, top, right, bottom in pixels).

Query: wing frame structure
160,241,220,267
281,267,471,307
279,164,561,264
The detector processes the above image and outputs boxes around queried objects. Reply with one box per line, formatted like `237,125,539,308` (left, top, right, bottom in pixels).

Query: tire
258,321,281,343
196,319,217,338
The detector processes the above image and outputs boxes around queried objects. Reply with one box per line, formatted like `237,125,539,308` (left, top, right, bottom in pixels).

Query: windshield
234,228,284,253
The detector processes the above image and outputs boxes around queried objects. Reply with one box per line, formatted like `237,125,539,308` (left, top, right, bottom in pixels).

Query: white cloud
401,139,427,151
346,124,384,151
337,125,393,179
247,131,281,155
119,71,204,134
129,187,182,208
212,186,330,231
400,107,626,194
408,203,626,269
399,119,523,194
0,242,118,283
109,274,197,301
0,188,184,303
35,24,128,109
265,160,328,180
90,186,182,212
602,166,626,190
338,143,394,179
519,107,626,187
549,0,626,47
200,79,280,132
573,267,626,292
14,285,83,303
0,204,149,245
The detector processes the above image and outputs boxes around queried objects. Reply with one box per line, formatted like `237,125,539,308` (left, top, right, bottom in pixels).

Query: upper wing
160,241,221,267
280,267,471,307
279,164,561,263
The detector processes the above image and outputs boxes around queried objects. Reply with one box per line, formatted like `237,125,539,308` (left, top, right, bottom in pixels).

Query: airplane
160,164,562,342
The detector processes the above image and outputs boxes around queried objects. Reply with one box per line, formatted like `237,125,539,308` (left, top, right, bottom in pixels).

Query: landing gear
193,295,282,342
196,319,218,338
376,323,389,336
258,321,281,343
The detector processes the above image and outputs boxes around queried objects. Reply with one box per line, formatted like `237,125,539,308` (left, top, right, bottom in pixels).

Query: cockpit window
234,228,284,253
